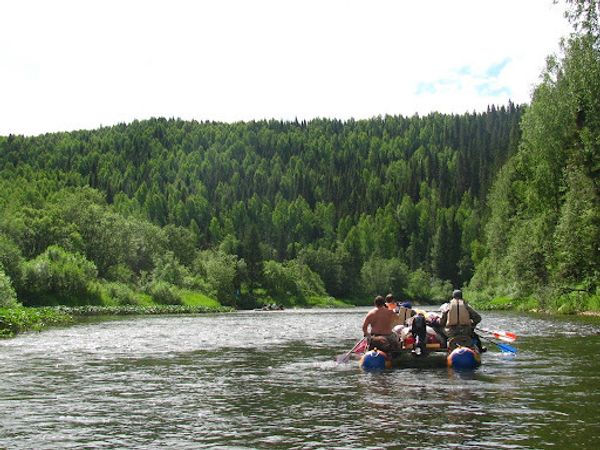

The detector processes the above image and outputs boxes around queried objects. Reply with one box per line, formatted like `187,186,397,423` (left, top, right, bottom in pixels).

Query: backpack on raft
411,314,427,355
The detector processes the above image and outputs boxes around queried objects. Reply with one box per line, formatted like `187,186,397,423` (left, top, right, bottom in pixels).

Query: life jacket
446,299,471,326
397,306,413,325
391,313,404,328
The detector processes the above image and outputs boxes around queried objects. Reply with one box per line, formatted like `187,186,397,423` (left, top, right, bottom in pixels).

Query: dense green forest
0,106,522,308
469,0,600,312
0,0,598,312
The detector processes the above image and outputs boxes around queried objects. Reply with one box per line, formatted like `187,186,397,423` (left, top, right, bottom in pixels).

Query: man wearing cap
439,289,483,351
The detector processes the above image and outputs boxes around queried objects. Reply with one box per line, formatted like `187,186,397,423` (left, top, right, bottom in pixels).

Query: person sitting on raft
385,293,397,311
385,294,416,328
397,301,416,325
385,293,404,329
439,289,484,352
363,295,399,352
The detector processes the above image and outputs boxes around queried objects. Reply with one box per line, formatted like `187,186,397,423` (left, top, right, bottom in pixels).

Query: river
1,308,600,449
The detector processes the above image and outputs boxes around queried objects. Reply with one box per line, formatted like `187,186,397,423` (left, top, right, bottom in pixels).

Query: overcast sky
1,0,572,136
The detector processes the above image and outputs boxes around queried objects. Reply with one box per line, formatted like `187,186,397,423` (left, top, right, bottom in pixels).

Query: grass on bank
180,290,222,308
249,287,355,309
468,290,600,315
0,282,233,337
305,296,353,308
0,280,361,337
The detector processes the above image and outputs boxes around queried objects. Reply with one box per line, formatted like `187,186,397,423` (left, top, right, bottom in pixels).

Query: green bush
0,234,24,291
0,306,73,337
20,245,99,306
261,259,326,303
0,268,18,307
194,250,240,306
105,264,135,284
298,246,347,297
586,292,600,311
287,260,326,297
467,295,514,311
102,282,140,306
514,297,541,312
429,277,454,302
152,251,190,287
147,280,183,305
306,296,351,308
262,260,300,299
182,275,212,293
407,269,432,301
360,257,409,298
550,290,597,315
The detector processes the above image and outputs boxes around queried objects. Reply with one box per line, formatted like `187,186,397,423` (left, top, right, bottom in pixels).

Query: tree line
469,0,600,312
0,106,522,308
1,0,597,311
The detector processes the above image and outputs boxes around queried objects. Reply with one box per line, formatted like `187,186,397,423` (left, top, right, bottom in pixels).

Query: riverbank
0,302,237,338
0,294,356,338
469,293,600,316
16,290,599,338
0,307,74,338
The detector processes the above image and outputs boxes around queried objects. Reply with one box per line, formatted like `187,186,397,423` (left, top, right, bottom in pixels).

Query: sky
1,0,572,137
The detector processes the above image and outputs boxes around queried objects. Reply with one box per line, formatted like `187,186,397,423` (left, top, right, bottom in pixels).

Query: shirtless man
362,295,399,351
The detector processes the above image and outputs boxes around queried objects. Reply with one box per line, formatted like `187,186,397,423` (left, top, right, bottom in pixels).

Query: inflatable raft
359,322,481,371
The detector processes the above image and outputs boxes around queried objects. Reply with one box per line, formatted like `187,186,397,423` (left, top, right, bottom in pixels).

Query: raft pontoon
359,323,482,370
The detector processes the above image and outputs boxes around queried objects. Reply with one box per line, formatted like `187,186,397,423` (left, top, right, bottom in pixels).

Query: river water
1,308,600,449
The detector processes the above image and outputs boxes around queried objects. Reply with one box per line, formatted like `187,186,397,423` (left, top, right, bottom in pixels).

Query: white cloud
0,0,571,135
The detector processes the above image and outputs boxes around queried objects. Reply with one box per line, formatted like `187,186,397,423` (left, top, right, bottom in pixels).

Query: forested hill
2,106,521,211
468,6,600,312
1,1,597,312
0,106,522,305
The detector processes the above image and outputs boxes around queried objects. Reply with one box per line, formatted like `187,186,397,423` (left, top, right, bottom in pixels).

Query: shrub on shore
146,280,183,305
0,306,73,337
0,268,18,307
19,246,100,306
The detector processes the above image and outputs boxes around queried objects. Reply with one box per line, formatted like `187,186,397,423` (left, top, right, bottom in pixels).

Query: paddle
336,337,367,364
477,333,517,353
478,327,517,343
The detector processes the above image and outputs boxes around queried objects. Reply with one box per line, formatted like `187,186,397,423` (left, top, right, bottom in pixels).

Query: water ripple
1,309,600,449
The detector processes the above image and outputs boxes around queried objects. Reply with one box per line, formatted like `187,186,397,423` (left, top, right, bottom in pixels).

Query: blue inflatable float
359,349,391,370
447,346,481,370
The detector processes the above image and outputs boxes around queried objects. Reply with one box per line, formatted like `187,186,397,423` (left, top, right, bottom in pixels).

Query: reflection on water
1,309,600,449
